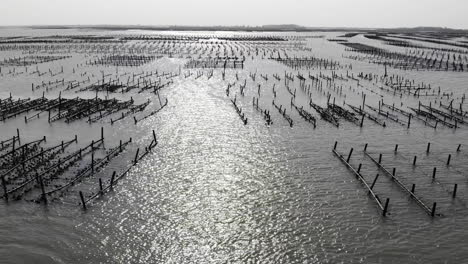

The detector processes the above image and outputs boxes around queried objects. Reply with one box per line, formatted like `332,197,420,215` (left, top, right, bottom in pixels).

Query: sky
1,0,467,29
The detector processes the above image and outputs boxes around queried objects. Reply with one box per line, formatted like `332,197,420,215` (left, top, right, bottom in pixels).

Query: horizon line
0,24,467,32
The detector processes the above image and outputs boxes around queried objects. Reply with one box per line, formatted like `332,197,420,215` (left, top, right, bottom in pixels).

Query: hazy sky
1,0,467,29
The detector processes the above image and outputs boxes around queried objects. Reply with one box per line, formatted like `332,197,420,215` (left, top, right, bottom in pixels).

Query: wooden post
383,198,390,216
378,153,382,164
447,154,451,166
426,143,431,153
152,130,157,145
110,171,116,189
394,144,398,153
99,178,103,194
346,148,353,163
431,202,437,217
91,152,94,173
134,148,140,164
370,174,379,191
79,191,87,210
453,184,458,198
362,94,366,110
432,167,437,179
357,163,362,173
411,184,415,193
413,156,417,166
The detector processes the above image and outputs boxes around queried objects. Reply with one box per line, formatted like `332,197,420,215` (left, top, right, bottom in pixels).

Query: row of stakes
0,127,158,207
331,141,463,217
335,140,465,217
341,42,468,72
78,130,159,210
1,126,115,201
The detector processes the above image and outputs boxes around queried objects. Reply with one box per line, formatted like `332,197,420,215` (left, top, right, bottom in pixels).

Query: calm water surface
0,28,467,263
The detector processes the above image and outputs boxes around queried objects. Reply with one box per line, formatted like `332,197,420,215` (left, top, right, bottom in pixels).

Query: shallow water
0,28,468,263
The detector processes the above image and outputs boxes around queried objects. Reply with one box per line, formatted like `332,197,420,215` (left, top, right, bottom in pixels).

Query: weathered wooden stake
134,148,140,164
99,178,103,194
383,198,390,216
91,153,94,173
431,202,437,217
79,191,87,210
346,148,353,163
370,174,379,191
152,130,157,144
110,171,116,189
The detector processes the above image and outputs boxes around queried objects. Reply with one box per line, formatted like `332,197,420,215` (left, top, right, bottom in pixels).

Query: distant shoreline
1,25,467,34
